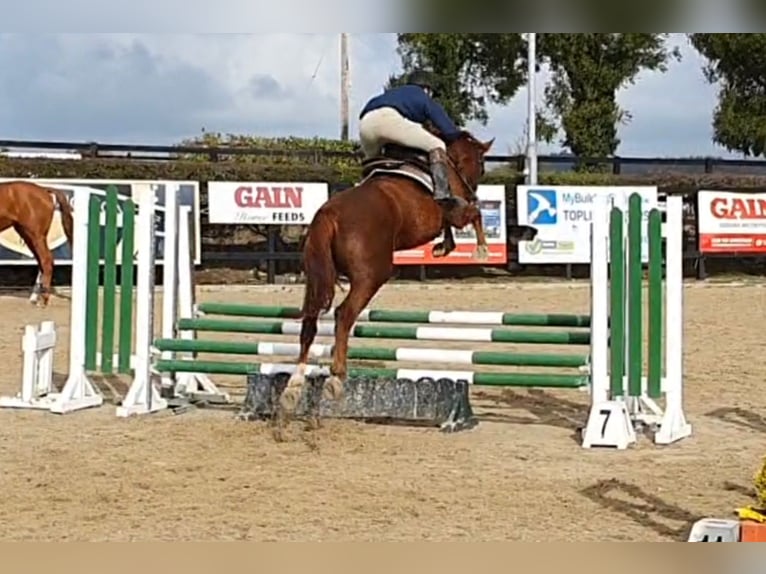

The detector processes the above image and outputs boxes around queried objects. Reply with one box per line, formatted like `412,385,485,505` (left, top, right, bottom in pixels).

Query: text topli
561,191,652,222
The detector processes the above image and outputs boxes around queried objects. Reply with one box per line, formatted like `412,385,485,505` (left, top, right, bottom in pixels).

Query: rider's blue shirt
360,85,461,141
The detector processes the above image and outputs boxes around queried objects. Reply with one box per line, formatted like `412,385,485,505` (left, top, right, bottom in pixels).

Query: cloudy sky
0,33,740,159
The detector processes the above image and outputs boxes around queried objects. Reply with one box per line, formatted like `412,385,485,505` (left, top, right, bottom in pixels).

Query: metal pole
526,32,538,185
340,33,350,141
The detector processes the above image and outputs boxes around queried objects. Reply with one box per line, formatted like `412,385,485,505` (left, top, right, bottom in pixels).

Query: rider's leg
358,108,465,207
428,147,465,207
359,109,388,159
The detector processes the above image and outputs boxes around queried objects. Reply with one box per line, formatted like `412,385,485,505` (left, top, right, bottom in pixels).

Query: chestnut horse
278,130,538,413
0,180,74,307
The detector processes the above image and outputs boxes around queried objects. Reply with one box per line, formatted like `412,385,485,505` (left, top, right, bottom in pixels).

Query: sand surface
0,280,763,541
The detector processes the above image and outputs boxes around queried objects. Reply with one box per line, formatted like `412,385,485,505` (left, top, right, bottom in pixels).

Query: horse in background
0,181,74,307
278,129,538,413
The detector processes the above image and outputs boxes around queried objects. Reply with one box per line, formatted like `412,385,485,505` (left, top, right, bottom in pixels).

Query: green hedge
7,156,766,192
0,157,348,190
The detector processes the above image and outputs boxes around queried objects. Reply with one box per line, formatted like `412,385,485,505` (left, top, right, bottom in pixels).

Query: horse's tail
48,188,74,248
300,209,337,318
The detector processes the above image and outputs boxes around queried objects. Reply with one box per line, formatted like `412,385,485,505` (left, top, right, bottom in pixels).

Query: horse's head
445,131,494,191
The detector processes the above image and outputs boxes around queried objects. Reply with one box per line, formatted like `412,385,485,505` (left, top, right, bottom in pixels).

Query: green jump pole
647,208,663,399
84,194,102,372
609,205,625,398
627,193,643,398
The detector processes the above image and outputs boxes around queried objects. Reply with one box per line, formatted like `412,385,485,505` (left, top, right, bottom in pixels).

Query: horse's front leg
437,204,488,261
469,206,489,261
431,223,456,258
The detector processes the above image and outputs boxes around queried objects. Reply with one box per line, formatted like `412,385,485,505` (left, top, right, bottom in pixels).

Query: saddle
359,144,434,191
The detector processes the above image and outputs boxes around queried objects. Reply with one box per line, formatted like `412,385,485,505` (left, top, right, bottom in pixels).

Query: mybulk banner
516,185,659,264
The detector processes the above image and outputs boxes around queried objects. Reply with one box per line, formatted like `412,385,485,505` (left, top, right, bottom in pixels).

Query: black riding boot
429,148,466,209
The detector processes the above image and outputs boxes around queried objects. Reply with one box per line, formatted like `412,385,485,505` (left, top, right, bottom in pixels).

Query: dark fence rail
2,137,766,175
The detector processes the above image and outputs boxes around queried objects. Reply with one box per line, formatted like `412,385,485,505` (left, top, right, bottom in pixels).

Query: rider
358,69,465,208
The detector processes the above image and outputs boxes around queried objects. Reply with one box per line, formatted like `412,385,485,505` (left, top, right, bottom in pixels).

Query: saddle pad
358,167,434,194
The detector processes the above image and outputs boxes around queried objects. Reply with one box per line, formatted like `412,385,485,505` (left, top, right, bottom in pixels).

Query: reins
444,150,480,203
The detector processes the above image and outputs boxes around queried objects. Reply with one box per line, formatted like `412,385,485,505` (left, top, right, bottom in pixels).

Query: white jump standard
582,192,692,449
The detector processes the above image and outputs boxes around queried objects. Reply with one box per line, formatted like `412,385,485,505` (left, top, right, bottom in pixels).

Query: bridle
444,142,484,203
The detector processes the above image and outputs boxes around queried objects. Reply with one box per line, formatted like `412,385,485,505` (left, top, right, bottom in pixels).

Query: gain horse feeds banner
697,190,766,253
516,185,658,264
0,179,202,266
393,184,507,265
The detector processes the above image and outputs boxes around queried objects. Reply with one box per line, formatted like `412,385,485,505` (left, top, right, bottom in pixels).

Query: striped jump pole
153,358,589,389
196,303,591,328
153,338,590,369
175,318,591,345
583,192,691,449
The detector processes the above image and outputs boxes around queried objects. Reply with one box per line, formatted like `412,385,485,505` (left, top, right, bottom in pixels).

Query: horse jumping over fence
0,181,74,307
278,130,538,413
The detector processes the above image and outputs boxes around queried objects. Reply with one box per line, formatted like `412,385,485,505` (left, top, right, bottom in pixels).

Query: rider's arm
424,97,461,141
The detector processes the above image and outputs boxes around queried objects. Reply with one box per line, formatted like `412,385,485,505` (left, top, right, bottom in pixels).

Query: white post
582,192,636,449
655,194,692,444
62,187,91,393
0,321,58,409
171,207,231,405
49,187,103,414
589,193,609,403
34,321,56,400
177,207,195,344
116,185,168,417
160,184,179,393
526,32,538,186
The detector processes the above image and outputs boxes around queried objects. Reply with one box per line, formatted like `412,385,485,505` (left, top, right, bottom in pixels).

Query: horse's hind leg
279,312,320,413
326,273,388,401
14,224,54,307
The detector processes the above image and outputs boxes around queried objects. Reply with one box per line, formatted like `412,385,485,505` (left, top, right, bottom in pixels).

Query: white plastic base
581,400,637,449
0,395,59,410
115,374,167,417
49,371,104,414
0,321,103,415
655,405,693,445
687,518,741,542
171,372,231,404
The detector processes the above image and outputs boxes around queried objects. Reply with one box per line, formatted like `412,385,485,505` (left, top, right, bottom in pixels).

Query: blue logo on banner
527,189,558,224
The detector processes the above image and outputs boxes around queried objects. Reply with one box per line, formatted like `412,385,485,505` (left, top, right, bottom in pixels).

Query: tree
391,34,680,161
393,34,528,126
689,34,766,157
538,34,681,160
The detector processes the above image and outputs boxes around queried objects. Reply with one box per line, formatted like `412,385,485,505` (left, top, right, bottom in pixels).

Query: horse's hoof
323,376,344,401
279,374,305,413
431,243,447,258
473,245,489,261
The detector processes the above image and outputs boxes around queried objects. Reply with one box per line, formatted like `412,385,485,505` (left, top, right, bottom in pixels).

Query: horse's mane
424,123,478,146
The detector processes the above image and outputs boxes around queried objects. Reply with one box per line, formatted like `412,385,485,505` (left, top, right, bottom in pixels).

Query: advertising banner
207,181,329,225
393,184,507,265
0,178,202,265
516,185,658,264
697,190,766,253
